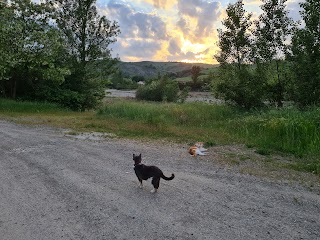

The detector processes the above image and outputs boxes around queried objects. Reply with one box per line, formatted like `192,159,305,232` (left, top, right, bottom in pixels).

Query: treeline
214,0,320,109
0,0,120,111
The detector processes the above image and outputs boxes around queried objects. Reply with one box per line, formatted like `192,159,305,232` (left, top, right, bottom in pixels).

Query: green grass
97,101,320,159
232,108,320,157
1,97,319,175
0,98,69,114
97,100,238,142
97,100,320,175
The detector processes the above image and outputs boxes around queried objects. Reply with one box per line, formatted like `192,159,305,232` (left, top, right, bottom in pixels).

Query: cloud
140,0,176,9
177,0,221,40
115,39,163,61
168,38,182,55
105,0,168,40
287,0,303,22
100,0,170,61
98,0,221,63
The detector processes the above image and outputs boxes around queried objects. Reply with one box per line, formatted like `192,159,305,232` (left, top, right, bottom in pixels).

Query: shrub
136,76,179,102
214,65,265,109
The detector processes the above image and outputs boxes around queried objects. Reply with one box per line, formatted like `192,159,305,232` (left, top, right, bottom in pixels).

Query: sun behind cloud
98,0,223,64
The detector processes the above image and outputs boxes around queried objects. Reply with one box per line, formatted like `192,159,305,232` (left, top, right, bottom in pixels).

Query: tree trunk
276,61,283,107
11,78,17,99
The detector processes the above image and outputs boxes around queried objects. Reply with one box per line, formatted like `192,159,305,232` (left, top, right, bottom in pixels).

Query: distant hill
117,61,218,79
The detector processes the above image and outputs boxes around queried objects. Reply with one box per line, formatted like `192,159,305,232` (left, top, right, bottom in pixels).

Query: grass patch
0,98,69,114
96,100,320,175
1,97,320,176
232,108,320,157
286,161,320,175
97,99,239,142
97,100,320,160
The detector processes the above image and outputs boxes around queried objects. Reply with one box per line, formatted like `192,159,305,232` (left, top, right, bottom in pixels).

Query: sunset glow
98,0,303,64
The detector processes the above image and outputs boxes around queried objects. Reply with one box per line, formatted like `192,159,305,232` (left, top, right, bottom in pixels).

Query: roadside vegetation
1,98,319,175
1,0,320,178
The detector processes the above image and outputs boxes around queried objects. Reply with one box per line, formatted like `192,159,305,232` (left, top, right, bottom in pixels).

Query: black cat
133,154,175,193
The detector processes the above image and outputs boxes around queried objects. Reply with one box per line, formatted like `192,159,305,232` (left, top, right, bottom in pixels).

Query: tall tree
55,0,120,67
191,65,201,84
0,0,69,99
290,0,320,106
253,0,295,107
214,0,264,109
215,0,252,69
54,0,120,110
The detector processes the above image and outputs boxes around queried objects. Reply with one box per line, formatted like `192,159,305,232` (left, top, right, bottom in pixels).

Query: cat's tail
161,173,175,181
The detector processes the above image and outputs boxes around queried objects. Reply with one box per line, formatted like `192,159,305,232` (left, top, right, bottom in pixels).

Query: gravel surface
1,120,319,240
106,89,223,104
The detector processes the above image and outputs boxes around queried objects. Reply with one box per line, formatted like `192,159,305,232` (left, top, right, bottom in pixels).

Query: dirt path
0,120,319,240
106,89,223,104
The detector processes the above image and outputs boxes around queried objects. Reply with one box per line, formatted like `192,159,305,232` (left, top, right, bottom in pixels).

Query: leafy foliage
0,0,120,111
191,66,201,84
214,0,264,109
136,76,180,102
253,0,294,107
215,0,252,68
109,70,138,90
289,0,320,107
53,0,120,110
132,75,145,83
55,0,120,65
0,0,69,99
214,64,265,109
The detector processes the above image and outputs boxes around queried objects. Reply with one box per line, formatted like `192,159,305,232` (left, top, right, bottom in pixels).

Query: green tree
0,0,69,99
132,75,145,83
290,0,320,106
215,0,252,69
214,0,264,109
253,0,295,107
54,0,120,110
136,76,179,102
191,66,201,84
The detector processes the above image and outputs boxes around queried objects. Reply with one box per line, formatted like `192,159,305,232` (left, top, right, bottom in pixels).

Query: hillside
117,61,218,79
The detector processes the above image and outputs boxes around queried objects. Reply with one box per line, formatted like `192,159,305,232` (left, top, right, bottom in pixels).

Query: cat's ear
139,153,141,157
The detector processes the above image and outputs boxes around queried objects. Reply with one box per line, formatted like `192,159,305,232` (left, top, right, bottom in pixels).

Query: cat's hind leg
151,177,160,193
196,149,208,156
199,152,208,156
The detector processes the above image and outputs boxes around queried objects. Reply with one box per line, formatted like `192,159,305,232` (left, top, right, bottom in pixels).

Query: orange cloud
138,0,176,9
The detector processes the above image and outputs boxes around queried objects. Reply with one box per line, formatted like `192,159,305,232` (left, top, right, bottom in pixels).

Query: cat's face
133,153,142,166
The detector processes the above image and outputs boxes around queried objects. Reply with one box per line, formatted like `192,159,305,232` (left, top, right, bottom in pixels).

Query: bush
132,75,145,83
136,76,179,102
214,65,265,109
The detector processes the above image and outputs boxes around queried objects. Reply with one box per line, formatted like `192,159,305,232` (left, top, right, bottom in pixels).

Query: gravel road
0,120,319,240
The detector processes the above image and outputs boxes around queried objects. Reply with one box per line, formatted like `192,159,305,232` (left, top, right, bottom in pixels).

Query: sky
97,0,303,64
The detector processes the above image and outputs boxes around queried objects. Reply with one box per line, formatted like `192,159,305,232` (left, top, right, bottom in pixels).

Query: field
1,97,319,176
